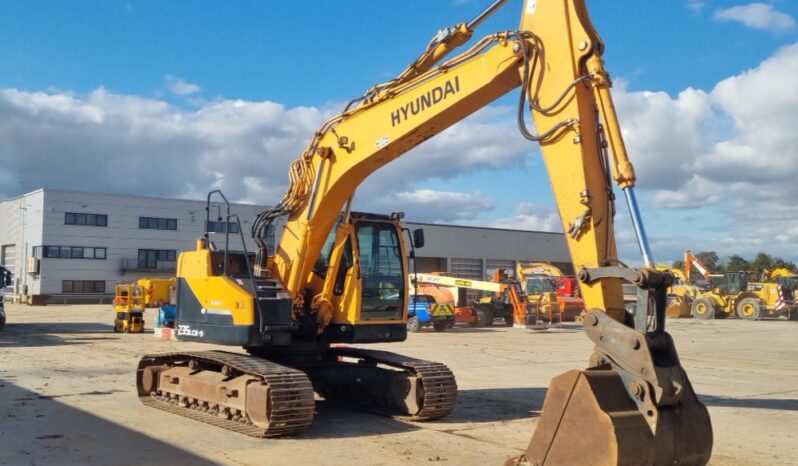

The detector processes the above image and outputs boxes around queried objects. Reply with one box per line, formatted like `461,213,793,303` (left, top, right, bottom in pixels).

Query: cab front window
356,222,404,320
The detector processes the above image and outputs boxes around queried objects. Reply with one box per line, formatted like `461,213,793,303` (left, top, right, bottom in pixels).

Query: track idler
508,310,713,465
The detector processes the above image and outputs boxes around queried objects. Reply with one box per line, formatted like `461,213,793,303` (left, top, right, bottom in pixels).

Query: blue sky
2,0,793,103
1,0,798,265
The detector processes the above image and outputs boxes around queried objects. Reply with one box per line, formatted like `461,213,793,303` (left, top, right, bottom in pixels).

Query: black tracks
328,347,458,421
137,348,457,437
137,350,315,437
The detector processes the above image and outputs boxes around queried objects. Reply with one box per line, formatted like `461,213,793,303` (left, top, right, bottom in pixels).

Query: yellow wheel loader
691,271,788,320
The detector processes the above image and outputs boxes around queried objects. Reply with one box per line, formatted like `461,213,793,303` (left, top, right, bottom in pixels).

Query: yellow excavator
135,1,713,464
517,262,585,323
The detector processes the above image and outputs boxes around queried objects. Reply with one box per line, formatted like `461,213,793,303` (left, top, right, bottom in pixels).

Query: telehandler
136,1,713,464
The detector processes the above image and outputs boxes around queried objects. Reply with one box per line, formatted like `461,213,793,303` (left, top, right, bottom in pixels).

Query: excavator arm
252,0,712,463
685,249,712,282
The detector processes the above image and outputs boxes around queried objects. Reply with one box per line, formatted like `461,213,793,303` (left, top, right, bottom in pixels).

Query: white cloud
613,82,713,191
5,38,798,262
605,43,798,262
489,202,562,232
714,3,796,33
649,175,725,209
165,75,201,95
686,1,706,14
374,189,495,222
0,88,322,203
0,87,529,224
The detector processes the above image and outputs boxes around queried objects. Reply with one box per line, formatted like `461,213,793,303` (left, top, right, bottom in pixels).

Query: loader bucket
666,299,692,318
508,369,712,466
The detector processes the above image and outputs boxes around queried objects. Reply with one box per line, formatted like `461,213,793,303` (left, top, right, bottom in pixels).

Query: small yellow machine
113,283,145,333
137,277,175,307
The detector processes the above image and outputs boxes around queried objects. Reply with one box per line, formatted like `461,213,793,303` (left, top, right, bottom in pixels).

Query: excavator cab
525,275,558,295
312,212,412,340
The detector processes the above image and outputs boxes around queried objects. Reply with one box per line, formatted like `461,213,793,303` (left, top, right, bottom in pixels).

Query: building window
139,217,177,231
32,246,107,260
62,280,106,294
137,249,176,269
206,220,240,234
65,212,108,227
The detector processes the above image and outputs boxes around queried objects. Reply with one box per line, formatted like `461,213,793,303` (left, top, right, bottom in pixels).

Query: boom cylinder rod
623,186,654,268
306,158,327,221
467,0,510,30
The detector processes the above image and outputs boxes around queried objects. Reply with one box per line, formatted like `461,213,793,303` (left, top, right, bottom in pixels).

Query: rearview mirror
413,229,425,249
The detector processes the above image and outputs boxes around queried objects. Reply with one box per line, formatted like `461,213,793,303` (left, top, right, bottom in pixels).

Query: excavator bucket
508,310,713,466
511,370,712,465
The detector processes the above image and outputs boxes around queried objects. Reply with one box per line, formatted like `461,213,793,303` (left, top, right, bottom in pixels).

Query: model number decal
177,325,204,338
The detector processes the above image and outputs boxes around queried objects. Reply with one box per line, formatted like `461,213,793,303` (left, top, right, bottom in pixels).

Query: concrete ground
1,304,796,466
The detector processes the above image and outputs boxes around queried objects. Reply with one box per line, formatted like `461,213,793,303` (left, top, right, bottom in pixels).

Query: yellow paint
177,245,255,326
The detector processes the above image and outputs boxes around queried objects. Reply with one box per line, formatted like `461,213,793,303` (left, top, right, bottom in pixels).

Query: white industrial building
0,188,571,304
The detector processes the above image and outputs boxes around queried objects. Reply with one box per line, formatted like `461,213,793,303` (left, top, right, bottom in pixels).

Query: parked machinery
739,274,793,320
410,272,507,326
517,262,585,322
685,251,790,320
137,278,175,308
655,262,702,318
473,269,534,328
135,1,712,463
113,283,145,333
112,277,175,333
761,268,797,318
406,285,456,332
691,271,789,320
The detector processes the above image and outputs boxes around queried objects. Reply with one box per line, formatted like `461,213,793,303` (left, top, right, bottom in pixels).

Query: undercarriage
136,347,457,437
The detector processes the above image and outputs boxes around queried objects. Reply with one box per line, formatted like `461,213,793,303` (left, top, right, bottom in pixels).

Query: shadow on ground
448,387,546,423
443,327,502,333
300,402,420,439
300,387,545,439
0,322,121,348
699,394,798,411
0,380,218,466
7,322,116,333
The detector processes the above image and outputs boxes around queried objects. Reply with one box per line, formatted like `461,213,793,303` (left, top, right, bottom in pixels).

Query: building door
1,244,15,272
450,258,483,303
450,258,482,279
486,259,516,280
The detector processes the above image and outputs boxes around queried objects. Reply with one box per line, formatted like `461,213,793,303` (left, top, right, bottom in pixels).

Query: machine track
323,347,458,421
136,351,315,438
